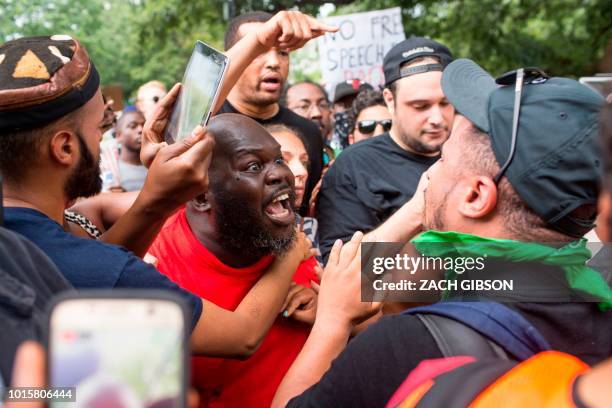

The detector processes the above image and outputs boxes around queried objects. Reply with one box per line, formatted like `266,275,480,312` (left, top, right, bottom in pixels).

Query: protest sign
318,7,405,95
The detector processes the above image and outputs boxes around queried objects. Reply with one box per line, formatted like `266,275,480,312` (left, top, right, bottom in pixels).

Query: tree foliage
335,0,612,77
1,0,610,101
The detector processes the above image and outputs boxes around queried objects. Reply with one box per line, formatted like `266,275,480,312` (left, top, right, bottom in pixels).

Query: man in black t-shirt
219,11,324,211
316,37,455,261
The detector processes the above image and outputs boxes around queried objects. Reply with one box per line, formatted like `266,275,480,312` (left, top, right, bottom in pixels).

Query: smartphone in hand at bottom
47,291,188,408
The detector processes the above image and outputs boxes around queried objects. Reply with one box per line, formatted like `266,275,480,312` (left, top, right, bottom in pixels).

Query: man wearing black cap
332,78,373,113
316,37,455,262
272,59,611,407
328,79,373,150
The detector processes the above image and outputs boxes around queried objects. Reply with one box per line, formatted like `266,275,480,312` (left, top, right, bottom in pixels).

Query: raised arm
189,230,312,358
212,10,338,115
272,232,381,407
71,12,337,256
363,171,429,244
70,191,138,233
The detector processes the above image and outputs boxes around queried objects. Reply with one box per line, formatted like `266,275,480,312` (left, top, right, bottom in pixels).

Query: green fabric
411,230,612,311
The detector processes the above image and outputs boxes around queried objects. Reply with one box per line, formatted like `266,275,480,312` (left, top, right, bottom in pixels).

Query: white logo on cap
48,46,70,64
531,77,548,84
50,34,73,41
402,46,434,58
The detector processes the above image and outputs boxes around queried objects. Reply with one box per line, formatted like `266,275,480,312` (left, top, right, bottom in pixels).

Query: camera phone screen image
164,41,228,143
49,299,185,408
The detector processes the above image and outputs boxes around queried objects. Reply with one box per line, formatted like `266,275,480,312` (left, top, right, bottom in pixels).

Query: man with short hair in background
115,110,147,191
219,11,327,212
316,37,455,261
286,80,333,142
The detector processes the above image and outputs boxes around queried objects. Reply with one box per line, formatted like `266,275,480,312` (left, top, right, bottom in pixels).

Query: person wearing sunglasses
347,89,392,145
135,80,167,121
316,37,455,263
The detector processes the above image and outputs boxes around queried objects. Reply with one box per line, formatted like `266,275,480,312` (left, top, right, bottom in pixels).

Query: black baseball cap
442,58,605,237
383,36,453,87
333,79,373,104
0,35,100,132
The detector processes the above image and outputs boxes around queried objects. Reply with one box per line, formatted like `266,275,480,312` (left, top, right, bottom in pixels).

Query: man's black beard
64,133,102,201
212,182,296,259
403,134,442,155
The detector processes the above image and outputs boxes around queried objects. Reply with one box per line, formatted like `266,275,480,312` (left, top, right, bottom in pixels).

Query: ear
382,87,395,115
48,130,79,167
348,133,354,145
191,193,211,212
457,176,498,219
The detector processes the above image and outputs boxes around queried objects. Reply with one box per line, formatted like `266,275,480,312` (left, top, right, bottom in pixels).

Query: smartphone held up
164,41,229,144
47,291,188,408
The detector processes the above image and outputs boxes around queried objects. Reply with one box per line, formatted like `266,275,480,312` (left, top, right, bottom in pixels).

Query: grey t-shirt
118,160,147,191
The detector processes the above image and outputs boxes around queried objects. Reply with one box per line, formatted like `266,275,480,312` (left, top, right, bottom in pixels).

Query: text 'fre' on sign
318,7,405,93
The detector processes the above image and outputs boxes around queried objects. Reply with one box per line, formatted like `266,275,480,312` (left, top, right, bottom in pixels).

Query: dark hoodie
0,227,72,382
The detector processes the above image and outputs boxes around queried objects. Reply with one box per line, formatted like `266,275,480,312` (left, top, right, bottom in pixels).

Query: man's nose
309,104,322,119
374,124,385,136
263,50,281,69
265,164,288,186
428,104,444,126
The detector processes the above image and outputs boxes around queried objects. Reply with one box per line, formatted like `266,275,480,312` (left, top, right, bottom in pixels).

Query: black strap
416,313,510,359
399,63,444,78
414,359,516,408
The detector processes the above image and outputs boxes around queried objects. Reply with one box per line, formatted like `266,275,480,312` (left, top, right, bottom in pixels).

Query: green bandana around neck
411,230,612,311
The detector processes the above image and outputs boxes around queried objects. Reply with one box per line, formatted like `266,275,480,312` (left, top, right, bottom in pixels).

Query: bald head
207,113,280,169
189,113,296,263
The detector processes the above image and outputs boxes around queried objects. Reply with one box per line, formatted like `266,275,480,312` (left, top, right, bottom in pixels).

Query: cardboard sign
318,7,405,94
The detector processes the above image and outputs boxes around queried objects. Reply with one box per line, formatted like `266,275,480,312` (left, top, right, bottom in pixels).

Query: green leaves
2,0,609,102
335,0,612,77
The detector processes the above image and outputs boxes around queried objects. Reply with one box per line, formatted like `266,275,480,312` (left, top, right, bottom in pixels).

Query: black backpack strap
405,302,550,360
416,313,509,359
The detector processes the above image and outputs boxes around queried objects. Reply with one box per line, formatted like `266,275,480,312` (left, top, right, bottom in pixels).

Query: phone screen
49,297,186,408
164,41,228,144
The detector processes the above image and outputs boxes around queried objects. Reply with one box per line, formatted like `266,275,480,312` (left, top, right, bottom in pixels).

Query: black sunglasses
492,67,549,184
357,119,392,134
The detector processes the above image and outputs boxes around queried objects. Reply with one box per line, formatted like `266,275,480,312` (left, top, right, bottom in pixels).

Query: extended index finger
307,16,338,34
